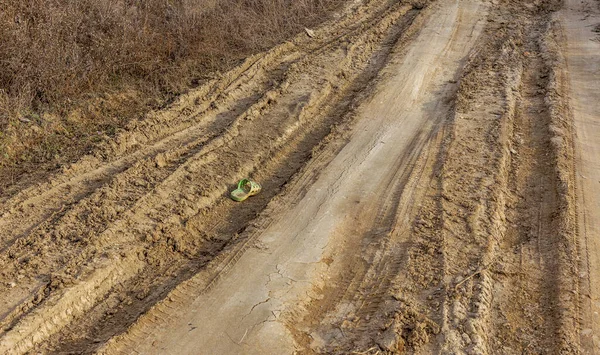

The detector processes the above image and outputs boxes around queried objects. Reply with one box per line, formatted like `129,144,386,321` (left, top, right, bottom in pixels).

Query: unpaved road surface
0,0,599,354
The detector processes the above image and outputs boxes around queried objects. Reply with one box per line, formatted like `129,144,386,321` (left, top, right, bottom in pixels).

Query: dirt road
0,0,598,353
100,0,487,353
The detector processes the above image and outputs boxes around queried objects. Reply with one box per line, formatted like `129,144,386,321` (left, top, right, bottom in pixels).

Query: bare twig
454,262,493,290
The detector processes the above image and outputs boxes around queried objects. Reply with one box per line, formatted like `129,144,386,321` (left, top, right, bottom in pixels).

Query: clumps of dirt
301,295,439,354
409,0,429,9
379,299,440,352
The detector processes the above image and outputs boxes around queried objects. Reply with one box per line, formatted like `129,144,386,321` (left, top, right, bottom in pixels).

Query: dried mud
0,0,597,353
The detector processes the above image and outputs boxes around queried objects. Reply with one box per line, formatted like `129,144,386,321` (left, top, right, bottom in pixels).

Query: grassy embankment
0,0,342,195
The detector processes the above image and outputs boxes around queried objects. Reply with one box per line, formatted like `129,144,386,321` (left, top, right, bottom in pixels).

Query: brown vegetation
0,0,342,195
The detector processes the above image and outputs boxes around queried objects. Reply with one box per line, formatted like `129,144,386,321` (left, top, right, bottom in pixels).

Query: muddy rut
0,0,597,353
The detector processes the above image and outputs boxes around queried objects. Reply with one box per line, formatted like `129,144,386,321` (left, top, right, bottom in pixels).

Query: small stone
305,28,316,38
377,327,402,352
155,154,167,168
470,333,483,345
465,320,477,334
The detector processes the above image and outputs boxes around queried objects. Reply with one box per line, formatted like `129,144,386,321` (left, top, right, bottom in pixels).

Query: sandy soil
0,0,598,353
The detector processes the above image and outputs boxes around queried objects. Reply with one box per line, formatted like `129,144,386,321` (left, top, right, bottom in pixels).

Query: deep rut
395,1,581,353
490,27,568,353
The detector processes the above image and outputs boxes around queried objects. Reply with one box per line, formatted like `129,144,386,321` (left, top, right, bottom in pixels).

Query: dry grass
0,0,343,195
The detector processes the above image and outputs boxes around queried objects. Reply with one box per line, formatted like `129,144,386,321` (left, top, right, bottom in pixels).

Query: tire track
394,1,581,353
290,1,489,352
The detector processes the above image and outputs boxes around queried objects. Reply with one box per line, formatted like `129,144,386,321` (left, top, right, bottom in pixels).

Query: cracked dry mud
0,0,599,353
